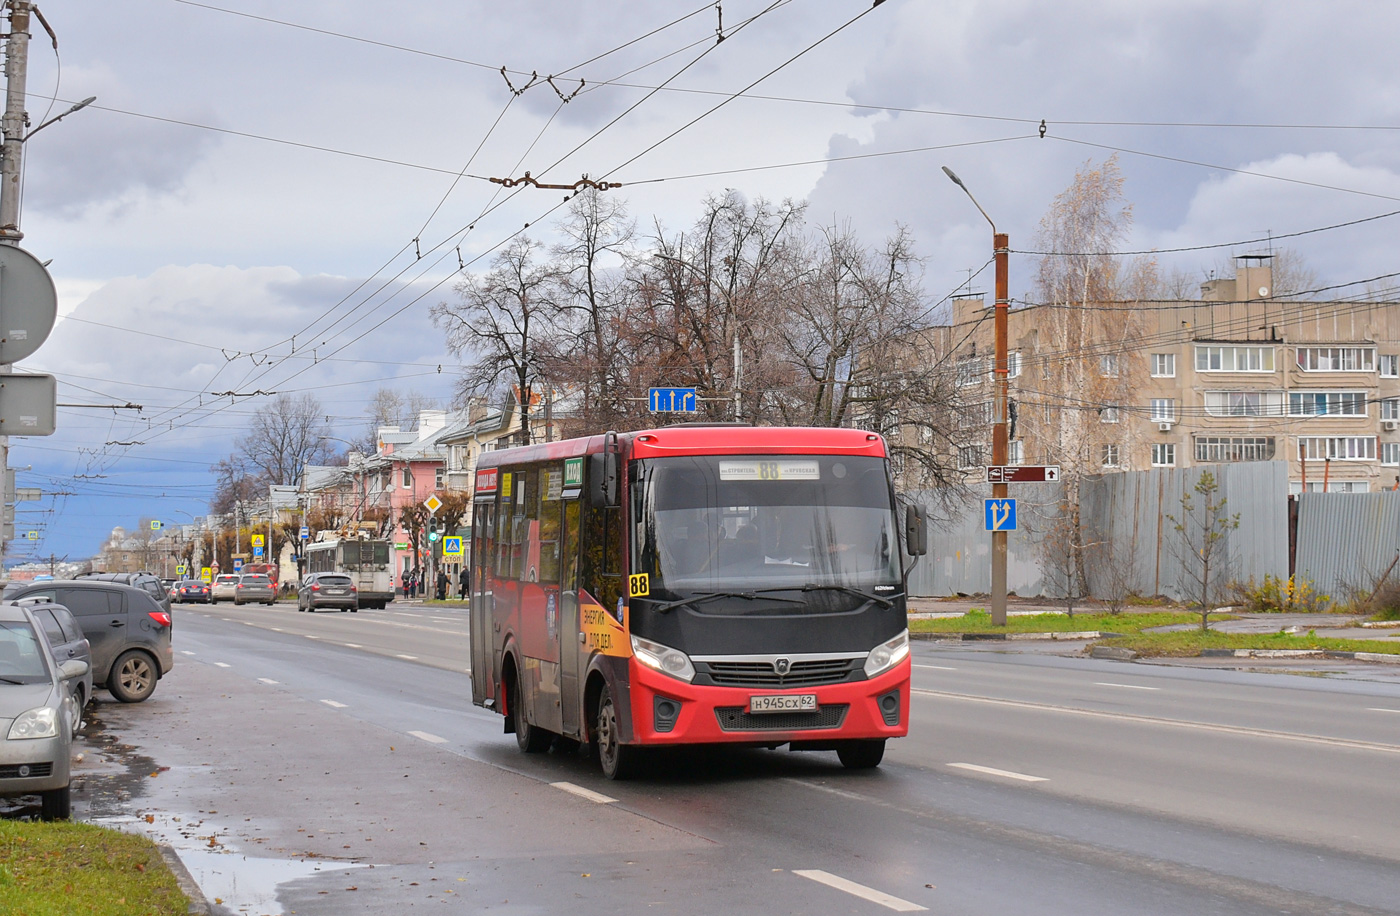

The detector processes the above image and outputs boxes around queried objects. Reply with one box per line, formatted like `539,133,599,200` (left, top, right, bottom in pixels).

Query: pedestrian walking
458,565,469,599
400,569,409,597
436,568,448,601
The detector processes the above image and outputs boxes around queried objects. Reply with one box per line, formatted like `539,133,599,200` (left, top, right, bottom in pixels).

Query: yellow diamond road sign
424,494,442,515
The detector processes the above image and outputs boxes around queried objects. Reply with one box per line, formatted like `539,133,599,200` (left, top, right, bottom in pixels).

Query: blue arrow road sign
984,498,1017,531
648,387,697,413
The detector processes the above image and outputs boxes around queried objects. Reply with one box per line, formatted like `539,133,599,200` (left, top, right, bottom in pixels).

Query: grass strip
0,821,189,916
910,609,1201,635
1097,630,1400,658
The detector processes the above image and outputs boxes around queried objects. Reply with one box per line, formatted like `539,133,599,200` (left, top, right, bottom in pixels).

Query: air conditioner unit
1157,422,1173,432
1384,420,1398,432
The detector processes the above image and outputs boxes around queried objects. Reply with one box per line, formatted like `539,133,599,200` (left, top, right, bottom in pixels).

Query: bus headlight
630,635,696,683
863,629,910,679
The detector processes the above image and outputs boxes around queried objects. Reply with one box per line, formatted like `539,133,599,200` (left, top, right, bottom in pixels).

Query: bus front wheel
836,739,885,770
595,684,641,780
509,672,550,754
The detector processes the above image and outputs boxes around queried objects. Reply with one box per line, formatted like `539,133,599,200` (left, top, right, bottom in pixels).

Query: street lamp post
943,166,1010,627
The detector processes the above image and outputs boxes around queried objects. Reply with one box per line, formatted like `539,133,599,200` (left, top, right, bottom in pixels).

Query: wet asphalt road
58,601,1400,915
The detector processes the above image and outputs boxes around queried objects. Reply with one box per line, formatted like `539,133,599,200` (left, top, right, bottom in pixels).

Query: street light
24,95,96,142
944,166,1011,627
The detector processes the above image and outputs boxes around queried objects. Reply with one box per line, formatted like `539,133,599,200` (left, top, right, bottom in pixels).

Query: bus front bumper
627,657,910,746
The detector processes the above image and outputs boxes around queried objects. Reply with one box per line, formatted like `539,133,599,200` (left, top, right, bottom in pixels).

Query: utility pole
0,0,31,572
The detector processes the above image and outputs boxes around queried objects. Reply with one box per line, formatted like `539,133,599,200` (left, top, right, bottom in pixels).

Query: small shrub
1230,574,1331,613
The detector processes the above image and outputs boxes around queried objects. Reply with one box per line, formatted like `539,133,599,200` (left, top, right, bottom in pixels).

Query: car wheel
108,650,158,703
40,785,71,821
595,684,640,779
836,739,885,770
509,672,550,753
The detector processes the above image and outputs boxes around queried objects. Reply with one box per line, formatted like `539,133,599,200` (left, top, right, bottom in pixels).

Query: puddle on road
97,812,370,916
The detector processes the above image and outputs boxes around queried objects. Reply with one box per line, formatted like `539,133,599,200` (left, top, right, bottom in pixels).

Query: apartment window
1151,443,1176,467
1008,440,1024,465
1384,442,1400,466
1149,398,1176,422
956,355,987,388
958,444,986,470
1150,353,1176,377
1195,436,1277,462
401,468,413,488
1292,480,1371,494
1204,390,1285,417
1383,398,1400,420
1100,444,1121,468
1100,354,1119,378
1288,391,1368,417
1382,354,1399,378
1298,436,1376,461
435,467,445,488
1007,351,1022,379
1195,345,1276,373
957,400,993,431
1100,403,1119,423
1295,346,1375,372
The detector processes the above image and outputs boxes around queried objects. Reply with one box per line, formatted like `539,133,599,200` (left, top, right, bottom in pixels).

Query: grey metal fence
1294,491,1400,600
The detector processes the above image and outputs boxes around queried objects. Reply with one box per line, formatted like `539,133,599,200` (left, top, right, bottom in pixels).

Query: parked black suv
78,571,173,614
1,579,174,702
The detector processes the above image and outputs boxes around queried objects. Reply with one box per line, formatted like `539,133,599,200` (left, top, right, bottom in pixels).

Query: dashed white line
257,678,279,685
213,662,231,668
409,730,447,744
305,635,320,640
180,650,196,656
270,627,283,632
321,700,348,709
396,654,418,660
913,664,957,671
344,643,362,649
792,870,927,912
431,617,455,623
1094,682,1159,691
948,762,1048,783
550,782,617,804
1368,707,1400,714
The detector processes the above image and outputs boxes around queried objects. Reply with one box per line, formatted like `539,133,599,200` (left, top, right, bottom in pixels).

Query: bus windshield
633,454,901,599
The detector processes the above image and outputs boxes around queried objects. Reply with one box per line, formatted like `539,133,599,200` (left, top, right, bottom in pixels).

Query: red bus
468,425,927,779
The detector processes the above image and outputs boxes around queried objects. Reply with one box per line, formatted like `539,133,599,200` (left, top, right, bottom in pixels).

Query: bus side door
559,497,583,738
470,500,495,707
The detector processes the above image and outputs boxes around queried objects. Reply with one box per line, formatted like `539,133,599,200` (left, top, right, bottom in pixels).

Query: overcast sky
8,0,1400,561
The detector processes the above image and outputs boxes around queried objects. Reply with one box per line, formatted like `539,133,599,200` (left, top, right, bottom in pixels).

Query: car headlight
8,706,59,740
630,635,696,683
864,629,910,679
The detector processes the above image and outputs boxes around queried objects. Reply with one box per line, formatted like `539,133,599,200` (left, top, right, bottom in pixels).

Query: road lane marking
396,654,418,660
913,664,957,671
214,662,230,668
913,688,1400,755
344,643,362,648
431,617,454,623
180,651,196,656
257,678,278,685
550,782,617,804
305,635,320,640
1094,682,1159,691
792,870,927,912
948,762,1048,782
409,730,447,744
1368,708,1400,713
321,700,347,709
270,627,283,632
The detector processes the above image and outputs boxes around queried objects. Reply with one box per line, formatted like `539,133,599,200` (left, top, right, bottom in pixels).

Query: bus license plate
749,694,817,714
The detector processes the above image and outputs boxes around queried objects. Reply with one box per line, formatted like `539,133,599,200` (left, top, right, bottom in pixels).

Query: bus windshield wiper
649,591,807,614
752,584,897,609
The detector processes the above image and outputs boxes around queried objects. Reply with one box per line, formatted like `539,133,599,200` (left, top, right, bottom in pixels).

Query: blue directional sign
232,558,243,570
299,526,309,541
648,387,697,413
984,498,1017,531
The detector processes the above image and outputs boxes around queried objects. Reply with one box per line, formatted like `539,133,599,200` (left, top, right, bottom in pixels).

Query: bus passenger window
539,468,562,584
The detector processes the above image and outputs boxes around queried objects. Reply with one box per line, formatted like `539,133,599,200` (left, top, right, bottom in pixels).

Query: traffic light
428,516,439,542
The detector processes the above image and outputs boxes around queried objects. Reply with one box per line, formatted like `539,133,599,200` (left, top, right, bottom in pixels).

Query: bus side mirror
588,452,619,509
904,504,927,556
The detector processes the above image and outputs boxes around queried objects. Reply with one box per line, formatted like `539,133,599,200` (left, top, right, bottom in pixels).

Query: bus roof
476,425,888,469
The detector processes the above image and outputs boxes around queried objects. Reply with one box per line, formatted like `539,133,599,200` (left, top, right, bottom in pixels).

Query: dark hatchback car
0,580,173,703
172,579,211,604
78,571,173,614
298,573,359,612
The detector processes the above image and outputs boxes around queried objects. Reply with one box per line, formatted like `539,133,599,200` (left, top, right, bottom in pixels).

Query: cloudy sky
8,0,1400,561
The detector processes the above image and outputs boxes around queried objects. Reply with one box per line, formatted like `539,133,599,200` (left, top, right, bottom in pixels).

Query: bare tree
236,393,337,486
358,387,441,451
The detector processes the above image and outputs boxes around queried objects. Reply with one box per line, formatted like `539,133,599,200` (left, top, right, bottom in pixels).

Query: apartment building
944,257,1400,492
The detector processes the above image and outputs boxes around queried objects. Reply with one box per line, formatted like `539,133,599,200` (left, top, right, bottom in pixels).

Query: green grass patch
0,821,189,915
1097,630,1400,657
910,609,1202,635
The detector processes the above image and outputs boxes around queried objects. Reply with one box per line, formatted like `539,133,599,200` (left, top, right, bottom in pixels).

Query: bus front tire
510,673,550,754
595,684,640,780
836,739,885,770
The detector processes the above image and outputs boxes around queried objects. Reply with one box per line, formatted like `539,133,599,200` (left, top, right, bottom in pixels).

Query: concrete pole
0,0,30,245
991,232,1010,627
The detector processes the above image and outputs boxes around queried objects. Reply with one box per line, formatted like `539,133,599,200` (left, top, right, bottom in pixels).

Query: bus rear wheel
595,684,641,780
509,672,550,754
836,739,885,770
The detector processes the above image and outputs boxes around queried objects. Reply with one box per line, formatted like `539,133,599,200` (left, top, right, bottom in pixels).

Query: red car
172,579,211,604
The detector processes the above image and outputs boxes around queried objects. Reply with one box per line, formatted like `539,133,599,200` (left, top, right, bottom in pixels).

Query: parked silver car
209,574,240,604
0,603,87,820
297,573,359,612
233,574,276,606
23,600,93,712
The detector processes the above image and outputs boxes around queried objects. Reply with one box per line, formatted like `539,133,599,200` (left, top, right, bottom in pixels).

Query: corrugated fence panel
1295,492,1400,599
905,482,1060,598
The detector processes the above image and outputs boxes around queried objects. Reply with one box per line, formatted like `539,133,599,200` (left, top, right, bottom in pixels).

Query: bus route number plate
749,694,817,713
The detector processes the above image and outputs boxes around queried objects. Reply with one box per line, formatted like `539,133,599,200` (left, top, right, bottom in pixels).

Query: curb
1199,648,1400,664
1091,646,1138,661
912,630,1119,642
156,843,210,916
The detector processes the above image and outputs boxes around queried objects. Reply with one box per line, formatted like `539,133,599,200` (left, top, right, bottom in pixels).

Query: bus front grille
714,704,848,732
699,658,860,688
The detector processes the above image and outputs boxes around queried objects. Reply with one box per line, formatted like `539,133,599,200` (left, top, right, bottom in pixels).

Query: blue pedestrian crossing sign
984,498,1017,531
648,387,697,413
442,536,464,558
